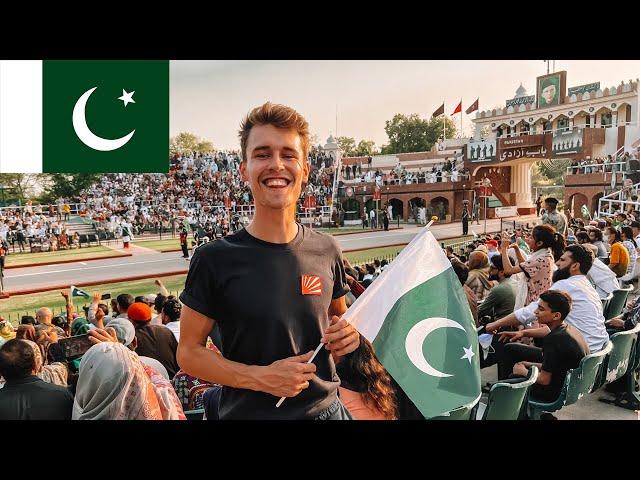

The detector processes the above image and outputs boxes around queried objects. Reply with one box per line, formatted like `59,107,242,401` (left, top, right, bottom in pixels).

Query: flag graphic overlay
343,227,481,418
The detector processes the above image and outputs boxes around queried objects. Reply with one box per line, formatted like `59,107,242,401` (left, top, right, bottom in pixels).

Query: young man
178,103,359,420
498,290,589,403
478,255,516,321
541,197,567,236
486,244,608,353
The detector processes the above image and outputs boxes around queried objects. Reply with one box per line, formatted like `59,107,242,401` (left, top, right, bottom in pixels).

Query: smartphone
58,334,94,360
101,293,111,300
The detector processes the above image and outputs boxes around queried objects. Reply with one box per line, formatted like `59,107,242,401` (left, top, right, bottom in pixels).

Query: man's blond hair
239,102,310,162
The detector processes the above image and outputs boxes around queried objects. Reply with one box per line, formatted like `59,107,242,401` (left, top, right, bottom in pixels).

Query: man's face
488,264,502,282
542,84,556,104
240,124,309,212
553,251,575,282
534,299,561,325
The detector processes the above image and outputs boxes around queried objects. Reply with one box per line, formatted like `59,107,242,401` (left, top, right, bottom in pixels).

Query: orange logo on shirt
301,275,322,295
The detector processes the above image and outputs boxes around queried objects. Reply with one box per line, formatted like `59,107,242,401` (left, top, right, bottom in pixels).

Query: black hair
621,226,638,248
97,303,109,315
575,231,590,244
539,290,572,321
373,259,381,268
134,295,146,304
52,316,69,330
20,315,36,325
490,254,510,277
589,228,603,241
162,299,182,323
564,244,593,274
0,339,35,381
366,264,376,275
532,224,566,261
154,293,168,314
606,226,622,243
116,293,134,312
451,260,469,285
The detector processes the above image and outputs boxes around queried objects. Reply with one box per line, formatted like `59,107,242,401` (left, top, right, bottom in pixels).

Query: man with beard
486,244,608,354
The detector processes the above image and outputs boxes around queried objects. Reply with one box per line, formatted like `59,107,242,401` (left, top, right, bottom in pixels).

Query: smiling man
177,102,359,419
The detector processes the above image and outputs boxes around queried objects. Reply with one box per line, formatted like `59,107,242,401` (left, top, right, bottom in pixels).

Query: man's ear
239,160,248,182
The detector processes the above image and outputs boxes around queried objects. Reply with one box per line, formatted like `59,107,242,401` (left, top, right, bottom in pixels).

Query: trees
354,139,376,157
337,137,377,157
41,174,100,203
336,136,356,157
380,114,457,154
170,132,215,155
0,174,43,204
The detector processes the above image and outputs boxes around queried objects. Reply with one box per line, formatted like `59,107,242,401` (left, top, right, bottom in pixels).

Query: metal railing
598,181,640,217
566,161,628,175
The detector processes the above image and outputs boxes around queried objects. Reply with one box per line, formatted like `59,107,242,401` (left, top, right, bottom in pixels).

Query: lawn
0,274,188,326
344,245,406,265
5,246,126,267
135,239,181,252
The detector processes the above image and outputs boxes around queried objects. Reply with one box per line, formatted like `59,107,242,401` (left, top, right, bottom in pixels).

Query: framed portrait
536,71,566,109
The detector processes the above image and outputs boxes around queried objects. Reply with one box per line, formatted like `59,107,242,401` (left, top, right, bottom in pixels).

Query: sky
170,60,640,150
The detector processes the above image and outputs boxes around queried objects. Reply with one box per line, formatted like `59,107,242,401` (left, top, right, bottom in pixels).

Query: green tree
381,114,457,154
354,139,377,157
42,173,100,203
170,132,215,155
0,173,43,203
336,136,356,157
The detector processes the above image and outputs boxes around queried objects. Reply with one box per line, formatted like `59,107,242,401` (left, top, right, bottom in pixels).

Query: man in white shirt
161,298,182,342
369,208,377,229
582,243,620,299
631,221,640,247
487,244,609,353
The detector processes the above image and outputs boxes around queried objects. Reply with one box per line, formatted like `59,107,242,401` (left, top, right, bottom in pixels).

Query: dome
324,134,338,150
515,83,528,97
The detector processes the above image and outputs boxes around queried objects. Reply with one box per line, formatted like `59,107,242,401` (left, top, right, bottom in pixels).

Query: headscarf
72,342,164,420
22,339,68,386
143,364,186,420
0,321,15,341
71,317,91,336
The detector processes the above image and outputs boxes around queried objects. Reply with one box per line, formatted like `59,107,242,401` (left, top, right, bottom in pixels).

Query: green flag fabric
344,227,481,418
70,285,90,298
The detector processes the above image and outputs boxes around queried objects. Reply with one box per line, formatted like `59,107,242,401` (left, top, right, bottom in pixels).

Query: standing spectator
179,227,189,259
369,208,377,229
535,195,543,217
541,197,567,236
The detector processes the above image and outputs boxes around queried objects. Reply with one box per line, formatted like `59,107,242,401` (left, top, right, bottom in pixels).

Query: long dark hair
606,226,622,243
532,224,566,261
347,338,398,419
621,226,637,248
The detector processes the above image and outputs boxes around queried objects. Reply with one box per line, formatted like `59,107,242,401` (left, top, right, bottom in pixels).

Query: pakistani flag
344,227,481,418
0,60,168,173
581,204,590,218
70,285,90,298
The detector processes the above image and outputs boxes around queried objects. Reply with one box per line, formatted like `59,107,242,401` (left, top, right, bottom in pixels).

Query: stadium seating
477,366,539,420
604,285,634,320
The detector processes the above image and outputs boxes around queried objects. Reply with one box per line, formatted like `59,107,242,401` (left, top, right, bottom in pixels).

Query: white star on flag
118,89,136,107
461,346,475,364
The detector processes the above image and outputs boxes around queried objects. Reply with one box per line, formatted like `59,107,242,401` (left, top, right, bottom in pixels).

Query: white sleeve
514,299,539,325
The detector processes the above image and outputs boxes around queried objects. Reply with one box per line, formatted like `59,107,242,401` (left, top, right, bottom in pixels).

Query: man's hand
606,317,625,329
498,331,524,343
60,289,70,299
513,362,529,377
154,279,164,287
322,315,360,361
485,321,500,334
88,327,119,344
92,292,101,303
345,274,356,286
257,351,317,398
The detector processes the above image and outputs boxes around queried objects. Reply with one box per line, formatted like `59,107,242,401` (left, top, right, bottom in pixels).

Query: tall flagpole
443,100,446,142
460,98,463,138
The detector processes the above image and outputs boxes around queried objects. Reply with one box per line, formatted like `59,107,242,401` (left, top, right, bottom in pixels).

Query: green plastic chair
600,292,613,316
604,285,634,320
595,323,640,390
478,366,539,420
183,408,205,420
431,400,479,420
528,341,613,420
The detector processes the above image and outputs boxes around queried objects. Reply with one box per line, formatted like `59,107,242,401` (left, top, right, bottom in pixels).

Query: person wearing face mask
588,227,608,259
486,244,608,354
606,227,629,278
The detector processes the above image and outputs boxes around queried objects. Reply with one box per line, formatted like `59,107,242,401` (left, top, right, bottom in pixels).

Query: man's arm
478,289,498,319
154,279,170,297
177,305,317,398
485,313,520,333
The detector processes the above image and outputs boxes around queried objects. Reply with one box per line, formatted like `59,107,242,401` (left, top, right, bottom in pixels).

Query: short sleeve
179,245,223,322
332,244,350,300
520,257,541,279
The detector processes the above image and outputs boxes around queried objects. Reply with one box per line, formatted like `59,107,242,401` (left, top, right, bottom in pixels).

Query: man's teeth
265,179,288,187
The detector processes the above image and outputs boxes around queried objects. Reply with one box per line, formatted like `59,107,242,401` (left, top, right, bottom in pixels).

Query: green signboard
568,82,600,97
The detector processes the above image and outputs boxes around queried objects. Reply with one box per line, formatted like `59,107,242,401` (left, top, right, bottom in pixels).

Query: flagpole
443,100,446,142
275,219,437,409
460,98,463,138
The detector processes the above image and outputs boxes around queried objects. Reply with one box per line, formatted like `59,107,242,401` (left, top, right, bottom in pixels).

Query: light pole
483,177,492,235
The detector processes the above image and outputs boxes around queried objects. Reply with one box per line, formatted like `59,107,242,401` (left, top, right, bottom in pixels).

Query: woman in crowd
465,251,493,302
23,339,68,386
620,226,638,277
606,226,630,278
73,341,185,420
500,224,563,306
336,337,398,420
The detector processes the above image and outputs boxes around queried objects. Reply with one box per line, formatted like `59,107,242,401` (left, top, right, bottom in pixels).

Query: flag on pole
432,103,445,118
70,285,90,298
465,98,479,115
343,227,481,418
0,60,169,173
451,101,462,115
581,204,590,218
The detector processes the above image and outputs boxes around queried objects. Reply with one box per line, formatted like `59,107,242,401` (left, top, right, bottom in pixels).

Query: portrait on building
466,139,496,162
552,128,583,155
536,72,565,108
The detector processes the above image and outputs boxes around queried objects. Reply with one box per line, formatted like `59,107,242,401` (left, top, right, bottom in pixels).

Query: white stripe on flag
343,227,452,342
0,60,43,173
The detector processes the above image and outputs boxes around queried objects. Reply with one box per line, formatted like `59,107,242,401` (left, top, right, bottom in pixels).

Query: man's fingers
287,350,314,363
325,331,358,351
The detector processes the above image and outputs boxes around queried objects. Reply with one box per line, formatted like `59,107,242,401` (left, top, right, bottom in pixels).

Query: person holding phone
177,103,359,420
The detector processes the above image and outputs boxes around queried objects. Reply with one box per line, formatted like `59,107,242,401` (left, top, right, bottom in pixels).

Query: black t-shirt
532,323,589,402
134,324,180,379
0,376,74,420
180,223,349,419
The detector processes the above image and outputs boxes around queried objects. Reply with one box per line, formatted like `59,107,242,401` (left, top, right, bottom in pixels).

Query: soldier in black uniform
462,201,470,236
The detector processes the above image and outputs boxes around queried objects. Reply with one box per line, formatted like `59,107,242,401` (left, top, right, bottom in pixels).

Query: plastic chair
600,292,613,316
478,366,539,420
604,285,634,320
528,341,613,420
183,408,205,420
596,323,640,390
430,400,479,420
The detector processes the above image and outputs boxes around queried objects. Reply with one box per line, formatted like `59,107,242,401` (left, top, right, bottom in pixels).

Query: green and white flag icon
581,204,590,218
0,60,169,173
344,227,481,418
70,285,90,298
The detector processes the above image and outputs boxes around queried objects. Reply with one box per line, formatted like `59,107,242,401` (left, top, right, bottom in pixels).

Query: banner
505,95,535,108
568,82,600,97
467,139,496,162
552,129,583,156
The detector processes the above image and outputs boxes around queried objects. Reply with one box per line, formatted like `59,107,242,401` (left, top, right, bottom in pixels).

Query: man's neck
547,320,565,332
247,207,298,244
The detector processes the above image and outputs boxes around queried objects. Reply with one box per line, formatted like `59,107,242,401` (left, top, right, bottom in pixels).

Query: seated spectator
582,243,620,298
451,260,478,325
336,337,397,420
478,255,516,321
588,227,608,259
35,307,66,337
127,302,179,378
620,226,638,278
606,227,629,277
72,342,185,420
114,293,134,320
486,244,609,353
23,340,68,386
497,290,589,403
20,316,36,326
465,251,493,302
0,319,16,347
0,339,74,420
161,299,182,342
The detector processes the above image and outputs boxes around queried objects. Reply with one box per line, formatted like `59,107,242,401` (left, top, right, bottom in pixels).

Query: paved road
4,216,536,293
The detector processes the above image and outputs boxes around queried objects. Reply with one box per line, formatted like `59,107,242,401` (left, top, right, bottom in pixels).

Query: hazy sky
170,60,640,150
